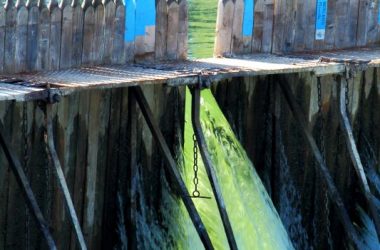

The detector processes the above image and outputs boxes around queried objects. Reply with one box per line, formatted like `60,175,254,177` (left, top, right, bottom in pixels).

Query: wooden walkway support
278,79,363,249
131,86,214,250
191,86,238,250
0,120,57,249
338,76,380,241
45,102,87,250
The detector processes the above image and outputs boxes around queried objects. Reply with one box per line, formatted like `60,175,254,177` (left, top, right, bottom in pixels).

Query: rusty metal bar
190,87,238,250
338,76,380,240
277,78,363,249
45,103,87,250
0,121,57,250
131,86,214,250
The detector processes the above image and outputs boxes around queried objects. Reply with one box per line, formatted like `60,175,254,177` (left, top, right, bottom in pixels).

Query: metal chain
192,134,200,198
22,102,30,250
317,78,333,249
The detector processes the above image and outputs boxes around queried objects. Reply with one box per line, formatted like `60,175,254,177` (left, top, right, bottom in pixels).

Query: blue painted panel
315,0,327,40
125,0,156,42
378,3,380,25
242,0,254,36
125,0,136,42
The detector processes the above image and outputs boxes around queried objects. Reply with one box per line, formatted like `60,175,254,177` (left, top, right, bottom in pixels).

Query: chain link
192,134,200,197
317,78,333,249
22,102,30,250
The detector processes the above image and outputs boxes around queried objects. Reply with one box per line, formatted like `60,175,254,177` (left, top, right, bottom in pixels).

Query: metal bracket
190,86,238,250
131,86,214,250
277,78,363,249
45,103,87,250
337,76,380,241
0,121,57,249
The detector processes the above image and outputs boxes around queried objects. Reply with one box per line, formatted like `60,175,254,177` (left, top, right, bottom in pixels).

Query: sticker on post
315,0,327,40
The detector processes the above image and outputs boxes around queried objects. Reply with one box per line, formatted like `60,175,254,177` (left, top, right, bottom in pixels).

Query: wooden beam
131,86,214,250
0,119,57,250
338,75,380,241
45,102,87,250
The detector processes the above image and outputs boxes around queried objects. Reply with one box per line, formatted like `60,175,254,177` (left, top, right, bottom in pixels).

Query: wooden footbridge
1,0,380,249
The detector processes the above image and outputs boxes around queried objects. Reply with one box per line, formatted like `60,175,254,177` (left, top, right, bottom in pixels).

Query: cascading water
180,89,294,249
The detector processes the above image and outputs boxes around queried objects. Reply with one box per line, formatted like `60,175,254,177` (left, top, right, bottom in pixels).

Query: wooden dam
1,0,380,249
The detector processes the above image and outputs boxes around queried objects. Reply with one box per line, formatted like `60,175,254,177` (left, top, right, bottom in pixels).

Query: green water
188,0,218,58
179,89,294,249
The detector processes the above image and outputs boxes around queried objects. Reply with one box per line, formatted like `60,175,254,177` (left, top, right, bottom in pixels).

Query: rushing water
188,0,218,58
180,89,294,249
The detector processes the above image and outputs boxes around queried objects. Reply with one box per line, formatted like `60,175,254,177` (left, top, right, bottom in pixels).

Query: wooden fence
0,0,188,74
215,0,380,56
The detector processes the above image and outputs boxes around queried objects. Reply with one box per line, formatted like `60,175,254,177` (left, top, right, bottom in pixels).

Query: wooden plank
0,7,6,73
15,7,28,73
60,6,74,69
346,0,359,48
0,102,11,249
94,4,105,64
166,0,179,59
82,6,96,65
334,0,349,48
365,0,378,45
272,0,286,53
111,4,125,64
155,0,168,60
26,6,39,71
177,0,188,59
252,0,264,52
103,1,116,64
214,0,235,56
261,1,274,53
294,0,306,50
231,0,244,54
324,0,337,50
49,6,62,70
72,5,84,67
4,5,17,73
36,7,50,71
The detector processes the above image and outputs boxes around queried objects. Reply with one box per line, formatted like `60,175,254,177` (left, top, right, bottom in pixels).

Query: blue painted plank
242,0,254,36
135,0,156,36
125,0,136,42
315,0,327,40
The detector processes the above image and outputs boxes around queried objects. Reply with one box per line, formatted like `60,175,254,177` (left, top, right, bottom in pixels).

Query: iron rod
0,121,57,250
190,87,238,250
131,86,214,250
45,103,87,250
278,79,363,249
338,76,380,241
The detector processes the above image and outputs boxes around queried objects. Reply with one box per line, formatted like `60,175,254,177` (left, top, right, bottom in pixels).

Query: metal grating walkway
1,48,380,102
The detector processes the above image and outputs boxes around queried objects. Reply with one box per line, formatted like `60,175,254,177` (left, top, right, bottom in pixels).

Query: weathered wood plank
324,0,337,50
49,6,62,70
0,8,6,73
155,0,168,60
177,0,188,60
166,0,179,59
15,7,28,73
124,0,136,62
214,0,235,56
72,5,84,67
111,4,125,64
103,1,116,64
36,7,50,71
134,0,155,60
26,6,39,71
4,5,17,73
60,6,74,69
231,0,244,54
252,0,264,52
261,0,274,53
82,6,96,64
94,4,105,64
272,0,286,53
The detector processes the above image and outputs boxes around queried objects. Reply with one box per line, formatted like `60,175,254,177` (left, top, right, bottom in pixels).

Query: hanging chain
192,134,201,198
317,78,333,249
22,102,30,250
